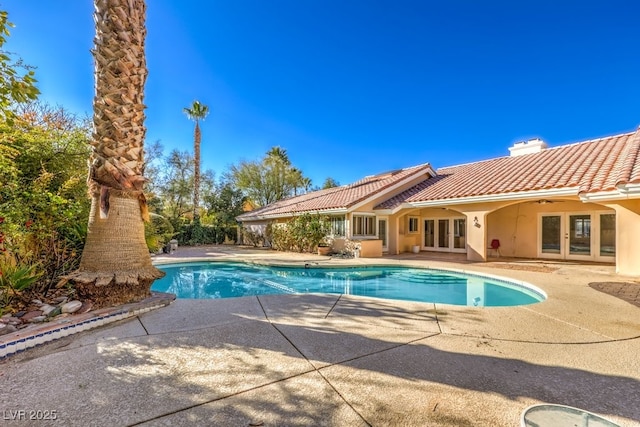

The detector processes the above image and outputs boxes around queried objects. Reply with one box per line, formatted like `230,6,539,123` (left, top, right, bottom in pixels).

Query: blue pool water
152,262,546,307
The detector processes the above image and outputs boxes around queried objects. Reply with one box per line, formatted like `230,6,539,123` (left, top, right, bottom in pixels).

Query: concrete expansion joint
325,294,343,318
126,369,320,426
443,331,640,346
136,316,150,335
522,306,625,342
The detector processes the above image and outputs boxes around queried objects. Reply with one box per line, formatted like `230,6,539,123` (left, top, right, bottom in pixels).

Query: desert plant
0,251,43,308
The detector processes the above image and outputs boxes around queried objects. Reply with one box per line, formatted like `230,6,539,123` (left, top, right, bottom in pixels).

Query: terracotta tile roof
237,163,434,220
377,129,640,209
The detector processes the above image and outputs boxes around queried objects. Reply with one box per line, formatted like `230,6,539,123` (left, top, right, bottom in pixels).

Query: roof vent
508,138,548,157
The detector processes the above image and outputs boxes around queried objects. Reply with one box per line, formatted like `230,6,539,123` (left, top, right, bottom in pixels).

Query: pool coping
153,258,548,304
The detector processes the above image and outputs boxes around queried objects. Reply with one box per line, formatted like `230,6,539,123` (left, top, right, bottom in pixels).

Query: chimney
509,138,548,157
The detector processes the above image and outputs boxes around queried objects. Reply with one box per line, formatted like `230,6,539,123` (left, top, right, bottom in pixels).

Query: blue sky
4,1,640,187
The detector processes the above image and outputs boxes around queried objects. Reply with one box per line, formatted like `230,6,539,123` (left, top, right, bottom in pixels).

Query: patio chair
488,239,501,257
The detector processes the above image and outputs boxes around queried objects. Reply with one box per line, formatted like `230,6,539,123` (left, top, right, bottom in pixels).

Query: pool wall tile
0,292,175,359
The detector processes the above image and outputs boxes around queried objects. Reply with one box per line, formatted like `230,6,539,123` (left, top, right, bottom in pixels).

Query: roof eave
580,184,640,202
238,208,349,222
348,165,436,211
408,187,579,207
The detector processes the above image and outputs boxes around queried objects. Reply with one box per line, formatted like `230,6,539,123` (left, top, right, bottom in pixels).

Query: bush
145,214,174,253
241,228,265,247
267,214,330,253
0,252,43,309
223,225,238,244
175,218,219,246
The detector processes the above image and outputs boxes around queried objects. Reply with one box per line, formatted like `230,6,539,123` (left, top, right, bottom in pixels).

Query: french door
423,217,466,252
539,212,615,261
377,218,388,252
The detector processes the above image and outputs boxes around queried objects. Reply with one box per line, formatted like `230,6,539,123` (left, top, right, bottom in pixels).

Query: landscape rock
28,315,46,323
61,300,82,314
76,301,93,314
1,317,21,325
0,325,18,335
47,306,62,318
0,323,17,335
20,311,43,322
40,304,56,316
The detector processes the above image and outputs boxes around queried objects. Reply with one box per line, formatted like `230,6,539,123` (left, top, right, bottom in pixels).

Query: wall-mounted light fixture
473,216,480,228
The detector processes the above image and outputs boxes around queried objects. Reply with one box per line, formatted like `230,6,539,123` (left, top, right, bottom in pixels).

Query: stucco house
237,128,640,276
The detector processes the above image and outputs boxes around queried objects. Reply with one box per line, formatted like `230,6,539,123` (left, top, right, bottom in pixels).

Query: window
453,218,466,249
573,217,591,238
424,219,435,247
329,216,345,237
600,213,615,257
408,216,419,233
353,215,376,236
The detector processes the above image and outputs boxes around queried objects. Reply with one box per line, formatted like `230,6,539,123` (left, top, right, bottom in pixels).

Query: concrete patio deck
1,246,639,426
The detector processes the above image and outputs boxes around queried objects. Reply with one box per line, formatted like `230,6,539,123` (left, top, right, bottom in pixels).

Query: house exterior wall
386,199,617,263
394,208,462,253
605,199,640,276
485,200,608,258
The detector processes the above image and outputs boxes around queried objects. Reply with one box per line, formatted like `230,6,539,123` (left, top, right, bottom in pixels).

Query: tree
229,146,311,206
0,10,40,124
322,177,340,189
205,181,246,225
183,100,209,221
64,0,163,307
0,102,91,299
300,176,313,193
157,149,194,228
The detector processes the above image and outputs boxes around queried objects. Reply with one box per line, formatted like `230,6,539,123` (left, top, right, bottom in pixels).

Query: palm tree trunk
63,0,163,307
193,121,201,220
73,195,161,306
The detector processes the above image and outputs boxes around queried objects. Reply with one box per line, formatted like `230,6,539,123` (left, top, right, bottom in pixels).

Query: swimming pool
152,262,546,307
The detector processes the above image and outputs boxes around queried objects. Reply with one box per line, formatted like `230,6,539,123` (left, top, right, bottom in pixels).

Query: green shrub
0,251,43,308
267,214,331,253
241,228,265,247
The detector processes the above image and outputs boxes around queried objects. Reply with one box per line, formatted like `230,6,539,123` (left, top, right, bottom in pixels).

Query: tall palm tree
64,0,163,307
301,176,312,193
183,101,209,221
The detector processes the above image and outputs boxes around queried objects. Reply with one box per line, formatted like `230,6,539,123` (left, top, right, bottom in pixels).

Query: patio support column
605,200,640,276
459,210,491,262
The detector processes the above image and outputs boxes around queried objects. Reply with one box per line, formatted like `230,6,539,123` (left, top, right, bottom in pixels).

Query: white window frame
352,213,377,238
536,210,615,262
408,216,419,234
329,215,346,237
421,216,467,253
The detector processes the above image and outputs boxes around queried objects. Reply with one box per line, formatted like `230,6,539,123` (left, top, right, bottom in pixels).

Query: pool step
389,272,466,285
257,278,297,294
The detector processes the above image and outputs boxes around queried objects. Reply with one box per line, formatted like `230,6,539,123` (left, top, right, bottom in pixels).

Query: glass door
568,214,591,256
424,219,435,248
438,219,449,248
453,218,466,249
541,215,562,256
539,212,615,261
599,213,615,258
377,218,388,252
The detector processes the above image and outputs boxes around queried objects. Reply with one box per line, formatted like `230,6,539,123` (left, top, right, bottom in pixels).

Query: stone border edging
0,292,175,359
